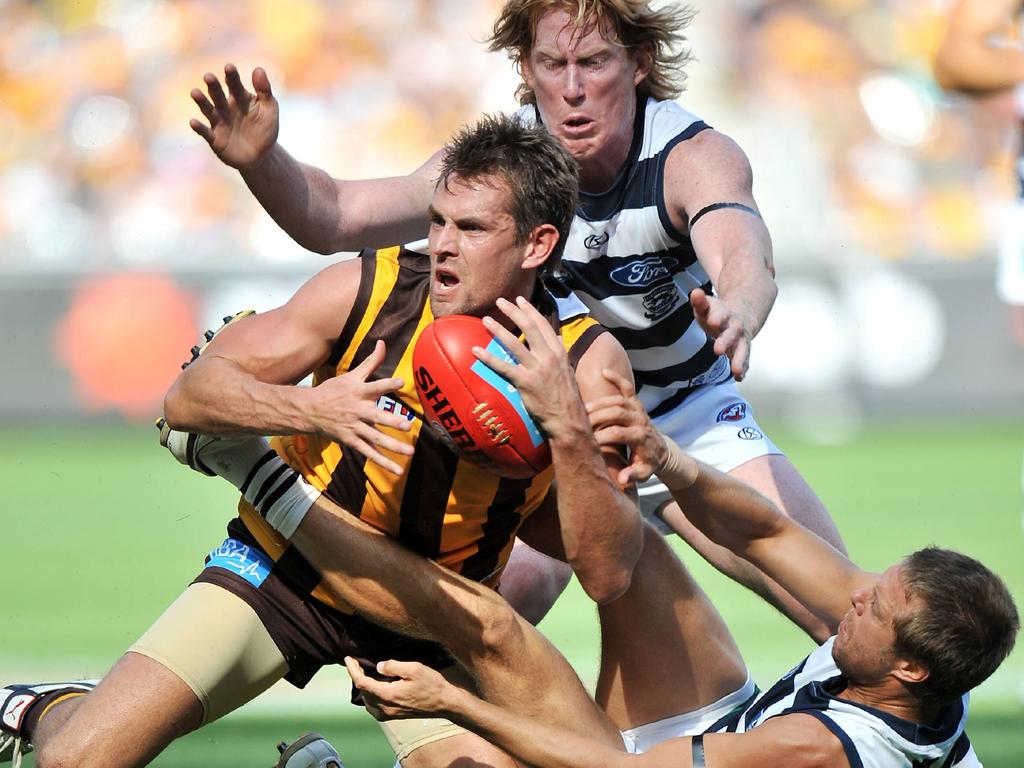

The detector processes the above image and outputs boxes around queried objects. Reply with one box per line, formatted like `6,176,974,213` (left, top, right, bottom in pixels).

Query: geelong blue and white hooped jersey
707,637,981,768
517,97,730,418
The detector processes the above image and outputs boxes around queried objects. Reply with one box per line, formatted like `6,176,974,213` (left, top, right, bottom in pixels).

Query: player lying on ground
0,115,641,768
338,372,1019,767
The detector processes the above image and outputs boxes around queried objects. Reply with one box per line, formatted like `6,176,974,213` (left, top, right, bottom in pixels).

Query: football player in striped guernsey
190,0,845,642
0,116,642,768
342,371,1018,768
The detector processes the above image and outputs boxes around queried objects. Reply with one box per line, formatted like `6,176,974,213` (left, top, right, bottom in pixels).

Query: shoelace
0,733,27,768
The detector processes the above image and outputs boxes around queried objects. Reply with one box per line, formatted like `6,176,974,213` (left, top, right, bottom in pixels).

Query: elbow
577,565,634,605
571,523,643,605
307,238,344,256
162,382,188,428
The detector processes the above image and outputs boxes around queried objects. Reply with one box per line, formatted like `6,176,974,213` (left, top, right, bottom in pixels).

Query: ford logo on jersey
610,257,678,288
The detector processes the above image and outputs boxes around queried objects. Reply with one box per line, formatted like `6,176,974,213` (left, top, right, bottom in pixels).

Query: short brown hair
488,0,696,106
438,113,579,273
893,547,1018,705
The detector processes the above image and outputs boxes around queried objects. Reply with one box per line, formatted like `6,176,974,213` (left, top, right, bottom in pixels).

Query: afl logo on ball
716,402,747,423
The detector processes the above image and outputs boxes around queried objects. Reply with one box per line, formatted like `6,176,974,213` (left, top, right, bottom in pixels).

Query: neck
840,681,940,725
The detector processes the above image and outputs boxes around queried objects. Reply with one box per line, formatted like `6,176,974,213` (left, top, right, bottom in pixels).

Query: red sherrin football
412,315,551,479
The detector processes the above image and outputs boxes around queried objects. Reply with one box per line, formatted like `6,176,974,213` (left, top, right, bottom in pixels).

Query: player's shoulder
664,125,752,180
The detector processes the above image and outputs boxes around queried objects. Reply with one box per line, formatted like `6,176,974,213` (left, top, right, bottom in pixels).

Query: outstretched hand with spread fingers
190,63,280,171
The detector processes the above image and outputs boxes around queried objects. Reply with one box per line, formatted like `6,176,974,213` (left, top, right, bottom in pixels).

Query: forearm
241,145,436,254
660,444,783,557
240,144,350,255
713,243,777,338
445,687,633,768
551,427,643,603
163,356,321,436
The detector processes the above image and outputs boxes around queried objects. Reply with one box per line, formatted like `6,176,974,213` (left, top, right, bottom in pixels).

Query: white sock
202,436,320,539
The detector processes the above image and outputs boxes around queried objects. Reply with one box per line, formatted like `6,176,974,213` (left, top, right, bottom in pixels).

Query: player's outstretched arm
588,370,871,629
934,0,1024,93
665,131,776,381
191,64,440,254
474,297,643,604
346,657,635,768
162,260,413,473
346,657,844,768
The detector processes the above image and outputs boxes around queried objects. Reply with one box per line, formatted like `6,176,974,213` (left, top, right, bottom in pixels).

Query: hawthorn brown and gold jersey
225,245,606,612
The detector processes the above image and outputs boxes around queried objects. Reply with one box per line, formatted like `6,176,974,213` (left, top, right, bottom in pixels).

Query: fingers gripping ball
413,315,551,479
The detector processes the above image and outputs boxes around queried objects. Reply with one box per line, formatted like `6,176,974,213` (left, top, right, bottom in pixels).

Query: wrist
658,438,698,490
238,142,279,178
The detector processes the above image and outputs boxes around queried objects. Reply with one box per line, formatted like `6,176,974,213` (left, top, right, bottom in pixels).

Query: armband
688,202,761,230
692,734,706,767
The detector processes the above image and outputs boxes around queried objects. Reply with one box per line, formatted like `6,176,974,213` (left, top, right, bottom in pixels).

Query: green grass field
2,422,1023,766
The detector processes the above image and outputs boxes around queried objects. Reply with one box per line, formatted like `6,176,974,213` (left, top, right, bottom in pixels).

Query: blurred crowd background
1,0,1021,426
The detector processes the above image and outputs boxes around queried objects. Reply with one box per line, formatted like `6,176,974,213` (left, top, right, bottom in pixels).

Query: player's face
832,565,911,684
521,9,650,191
427,175,536,321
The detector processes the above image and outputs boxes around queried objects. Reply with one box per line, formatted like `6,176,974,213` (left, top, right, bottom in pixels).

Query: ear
520,51,536,90
521,223,560,270
633,42,653,87
891,657,930,687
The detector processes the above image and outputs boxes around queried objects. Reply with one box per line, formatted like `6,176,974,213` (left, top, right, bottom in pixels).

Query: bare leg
291,499,624,748
596,524,748,730
32,584,288,768
660,453,845,642
32,653,202,768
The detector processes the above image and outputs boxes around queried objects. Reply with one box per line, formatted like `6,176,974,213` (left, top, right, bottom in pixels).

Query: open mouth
562,116,593,133
434,267,460,290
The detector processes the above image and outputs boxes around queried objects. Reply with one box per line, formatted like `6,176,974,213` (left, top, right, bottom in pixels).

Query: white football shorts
638,380,782,517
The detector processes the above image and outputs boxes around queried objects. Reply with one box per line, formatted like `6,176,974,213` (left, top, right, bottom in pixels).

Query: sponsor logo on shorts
583,232,609,250
206,538,273,588
737,427,763,441
716,402,747,422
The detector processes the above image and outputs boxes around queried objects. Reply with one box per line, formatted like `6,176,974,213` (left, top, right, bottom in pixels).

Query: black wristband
691,734,706,767
688,202,761,230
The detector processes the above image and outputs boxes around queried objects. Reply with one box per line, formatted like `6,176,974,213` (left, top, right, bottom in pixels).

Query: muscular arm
934,0,1024,93
477,298,643,604
162,259,412,469
665,130,776,380
240,146,440,253
191,64,439,254
349,658,848,768
589,373,873,628
556,331,643,603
